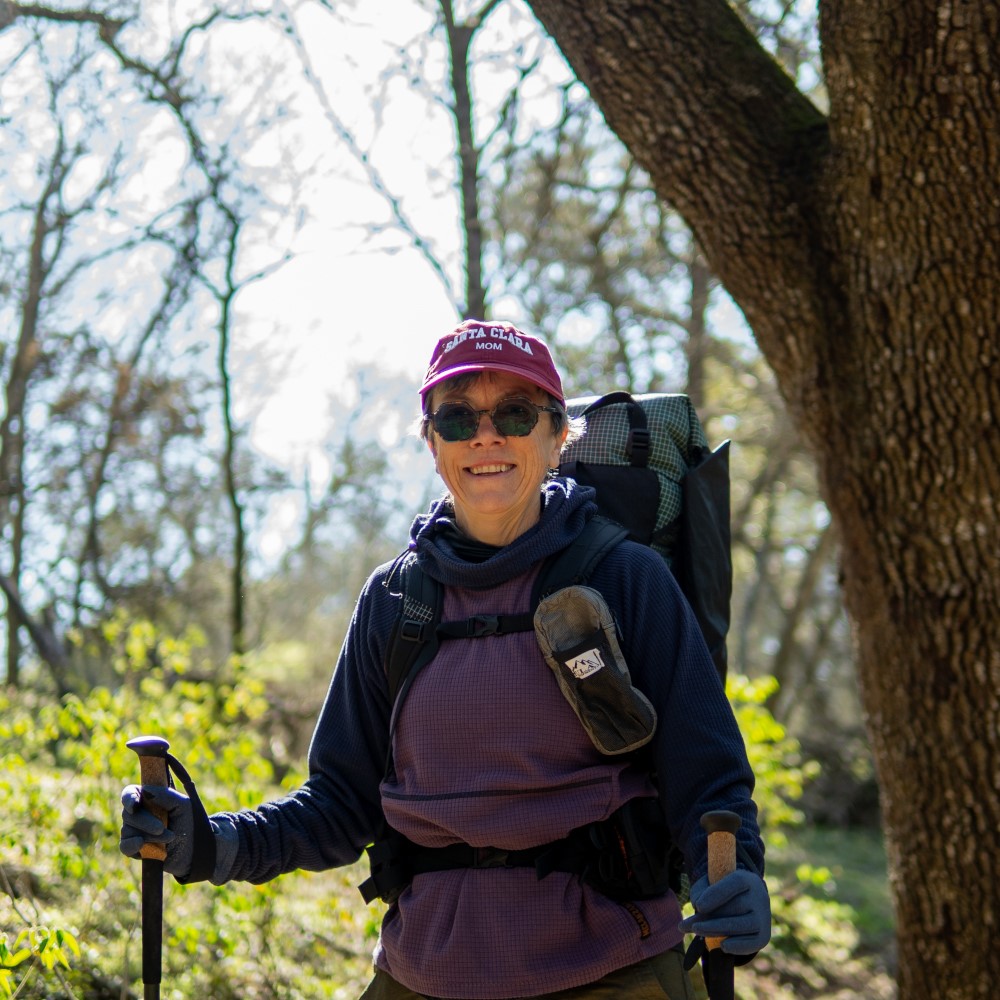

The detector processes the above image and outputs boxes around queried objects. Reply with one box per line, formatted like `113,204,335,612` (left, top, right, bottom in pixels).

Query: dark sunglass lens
493,400,538,436
434,403,478,441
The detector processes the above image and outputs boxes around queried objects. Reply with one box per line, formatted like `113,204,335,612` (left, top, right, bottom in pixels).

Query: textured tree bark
525,1,1000,996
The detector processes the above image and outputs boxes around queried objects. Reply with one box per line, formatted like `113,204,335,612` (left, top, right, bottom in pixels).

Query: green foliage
0,935,31,999
0,617,887,998
728,674,821,847
0,928,80,998
726,677,894,994
0,619,379,1000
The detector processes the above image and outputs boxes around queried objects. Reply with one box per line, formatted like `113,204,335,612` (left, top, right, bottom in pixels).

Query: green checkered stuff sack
559,391,732,680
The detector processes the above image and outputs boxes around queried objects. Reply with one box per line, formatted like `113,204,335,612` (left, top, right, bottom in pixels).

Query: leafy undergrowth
2,622,897,999
0,621,386,1000
735,826,898,999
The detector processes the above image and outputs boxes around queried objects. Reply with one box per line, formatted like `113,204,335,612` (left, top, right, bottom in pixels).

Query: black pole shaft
141,857,163,999
127,736,170,1000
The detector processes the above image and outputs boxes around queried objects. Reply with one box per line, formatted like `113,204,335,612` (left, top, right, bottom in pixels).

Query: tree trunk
441,0,488,320
218,271,246,659
1,134,66,687
525,1,1000,996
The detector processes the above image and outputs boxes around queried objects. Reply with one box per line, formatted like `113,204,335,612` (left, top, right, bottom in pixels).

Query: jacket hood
408,478,598,590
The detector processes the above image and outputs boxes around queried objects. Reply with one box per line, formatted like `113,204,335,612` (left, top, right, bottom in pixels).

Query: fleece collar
408,479,598,590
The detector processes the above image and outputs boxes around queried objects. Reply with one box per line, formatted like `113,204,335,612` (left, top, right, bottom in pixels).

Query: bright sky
212,2,538,554
2,1,759,565
227,2,554,478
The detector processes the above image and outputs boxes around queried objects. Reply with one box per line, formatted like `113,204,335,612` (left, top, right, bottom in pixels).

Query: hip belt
360,796,680,905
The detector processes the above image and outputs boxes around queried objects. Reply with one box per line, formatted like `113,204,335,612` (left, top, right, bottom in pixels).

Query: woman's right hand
119,784,195,879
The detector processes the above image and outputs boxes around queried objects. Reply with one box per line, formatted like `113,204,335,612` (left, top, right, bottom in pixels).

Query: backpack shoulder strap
533,514,629,602
385,553,444,706
384,516,628,718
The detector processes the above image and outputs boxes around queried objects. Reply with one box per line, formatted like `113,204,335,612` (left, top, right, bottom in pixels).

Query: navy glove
120,784,195,879
679,869,771,955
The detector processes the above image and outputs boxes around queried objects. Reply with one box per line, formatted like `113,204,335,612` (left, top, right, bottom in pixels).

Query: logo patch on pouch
566,647,605,679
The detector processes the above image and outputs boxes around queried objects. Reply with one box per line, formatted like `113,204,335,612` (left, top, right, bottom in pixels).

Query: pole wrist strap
164,752,217,884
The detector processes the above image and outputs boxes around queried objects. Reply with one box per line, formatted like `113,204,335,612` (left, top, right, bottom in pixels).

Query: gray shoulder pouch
534,586,657,755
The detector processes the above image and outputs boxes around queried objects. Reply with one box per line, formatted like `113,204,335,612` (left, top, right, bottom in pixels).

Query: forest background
0,0,942,996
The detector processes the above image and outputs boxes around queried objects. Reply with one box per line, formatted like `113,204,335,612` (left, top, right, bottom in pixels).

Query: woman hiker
121,319,770,999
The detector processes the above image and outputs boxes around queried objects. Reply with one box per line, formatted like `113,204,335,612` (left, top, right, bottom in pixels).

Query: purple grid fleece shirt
210,479,763,998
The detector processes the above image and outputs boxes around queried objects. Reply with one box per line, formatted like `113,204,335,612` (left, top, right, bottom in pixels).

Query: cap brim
421,363,564,404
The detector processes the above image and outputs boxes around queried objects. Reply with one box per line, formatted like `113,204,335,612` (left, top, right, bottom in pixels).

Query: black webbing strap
407,835,590,879
385,515,628,728
359,828,593,903
437,613,535,638
580,392,651,468
360,794,680,905
164,752,217,884
533,515,629,602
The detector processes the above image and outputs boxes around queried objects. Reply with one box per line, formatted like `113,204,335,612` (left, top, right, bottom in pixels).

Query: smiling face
425,371,567,546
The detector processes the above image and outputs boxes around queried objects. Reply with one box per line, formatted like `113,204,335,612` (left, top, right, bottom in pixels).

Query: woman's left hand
678,869,771,954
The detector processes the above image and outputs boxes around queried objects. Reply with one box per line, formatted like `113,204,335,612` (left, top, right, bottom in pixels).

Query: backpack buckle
400,619,428,642
468,615,500,637
472,846,512,868
626,427,651,466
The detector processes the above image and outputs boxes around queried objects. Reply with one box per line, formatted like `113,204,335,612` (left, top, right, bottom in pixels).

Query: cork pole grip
701,810,741,951
127,736,170,862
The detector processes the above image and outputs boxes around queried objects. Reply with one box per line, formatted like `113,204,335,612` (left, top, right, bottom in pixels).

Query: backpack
559,391,732,679
358,391,731,905
385,390,731,707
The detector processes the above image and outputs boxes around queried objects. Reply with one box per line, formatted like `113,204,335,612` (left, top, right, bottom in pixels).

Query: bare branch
0,572,70,692
0,2,126,35
276,5,458,307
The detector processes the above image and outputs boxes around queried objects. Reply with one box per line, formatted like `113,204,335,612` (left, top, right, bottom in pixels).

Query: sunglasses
426,396,561,442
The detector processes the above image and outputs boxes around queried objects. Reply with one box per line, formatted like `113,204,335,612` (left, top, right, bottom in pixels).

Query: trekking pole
127,736,170,1000
701,810,741,1000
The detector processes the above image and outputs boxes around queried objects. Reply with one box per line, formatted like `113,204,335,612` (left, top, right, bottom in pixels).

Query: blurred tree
525,0,1000,994
439,0,500,319
0,2,302,679
282,0,558,322
0,20,210,689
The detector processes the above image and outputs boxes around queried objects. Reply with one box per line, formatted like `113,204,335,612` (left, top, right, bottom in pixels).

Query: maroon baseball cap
420,320,564,407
